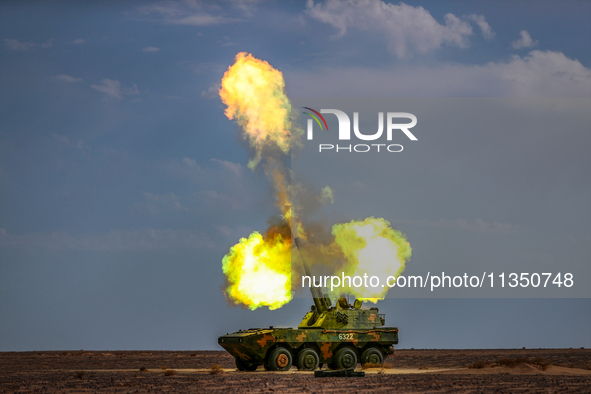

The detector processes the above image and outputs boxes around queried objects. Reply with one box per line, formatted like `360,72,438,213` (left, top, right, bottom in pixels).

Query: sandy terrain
1,348,589,393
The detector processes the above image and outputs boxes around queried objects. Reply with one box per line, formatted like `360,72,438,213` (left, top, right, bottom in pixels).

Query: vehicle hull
218,327,398,366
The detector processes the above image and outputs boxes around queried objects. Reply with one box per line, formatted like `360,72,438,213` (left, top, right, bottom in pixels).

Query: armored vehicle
218,238,399,371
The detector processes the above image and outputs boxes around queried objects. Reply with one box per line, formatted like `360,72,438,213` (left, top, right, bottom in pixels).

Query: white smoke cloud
306,0,476,57
512,30,538,49
211,158,243,177
182,157,198,167
3,38,36,51
53,75,83,83
0,228,214,251
201,83,220,99
91,79,141,99
141,192,188,214
288,50,591,97
395,218,520,234
465,14,495,40
138,1,238,26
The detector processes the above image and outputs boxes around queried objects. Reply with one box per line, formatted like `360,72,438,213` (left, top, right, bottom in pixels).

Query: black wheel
361,347,384,365
333,347,358,370
297,348,320,371
235,358,259,371
267,347,292,371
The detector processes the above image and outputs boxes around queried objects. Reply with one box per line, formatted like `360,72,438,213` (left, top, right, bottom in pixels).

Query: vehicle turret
294,237,386,329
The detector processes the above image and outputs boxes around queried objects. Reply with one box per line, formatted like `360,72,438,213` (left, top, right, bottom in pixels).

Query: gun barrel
294,238,330,313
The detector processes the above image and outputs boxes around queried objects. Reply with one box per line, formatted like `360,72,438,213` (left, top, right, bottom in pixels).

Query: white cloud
182,157,197,167
489,50,589,94
72,38,85,44
138,1,239,26
512,30,538,49
215,224,254,239
75,140,89,151
91,79,141,99
125,84,141,95
288,50,591,97
3,38,36,51
52,133,70,144
167,158,205,183
164,158,258,211
52,133,90,156
229,0,263,15
3,38,52,50
211,158,242,177
54,74,83,83
141,192,187,214
396,218,520,233
0,228,214,251
201,83,220,99
217,35,237,47
142,46,160,52
173,14,231,25
306,0,474,58
465,14,495,40
91,79,124,98
199,190,244,210
184,61,222,74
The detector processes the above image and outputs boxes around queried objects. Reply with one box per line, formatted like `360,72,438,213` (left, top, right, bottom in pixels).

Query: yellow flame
220,52,296,170
222,227,292,310
332,217,411,302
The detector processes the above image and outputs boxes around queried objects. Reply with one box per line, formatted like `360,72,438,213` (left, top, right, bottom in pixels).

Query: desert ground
1,348,590,393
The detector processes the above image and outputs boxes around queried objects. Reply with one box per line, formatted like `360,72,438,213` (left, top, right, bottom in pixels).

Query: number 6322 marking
338,333,354,340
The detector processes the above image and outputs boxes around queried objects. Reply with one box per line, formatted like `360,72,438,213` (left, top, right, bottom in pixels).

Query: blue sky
1,0,590,351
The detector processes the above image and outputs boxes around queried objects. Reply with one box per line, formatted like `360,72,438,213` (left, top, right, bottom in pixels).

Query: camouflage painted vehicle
218,239,399,371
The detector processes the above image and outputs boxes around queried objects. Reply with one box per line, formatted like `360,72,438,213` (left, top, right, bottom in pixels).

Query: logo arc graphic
303,107,328,131
303,111,323,131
